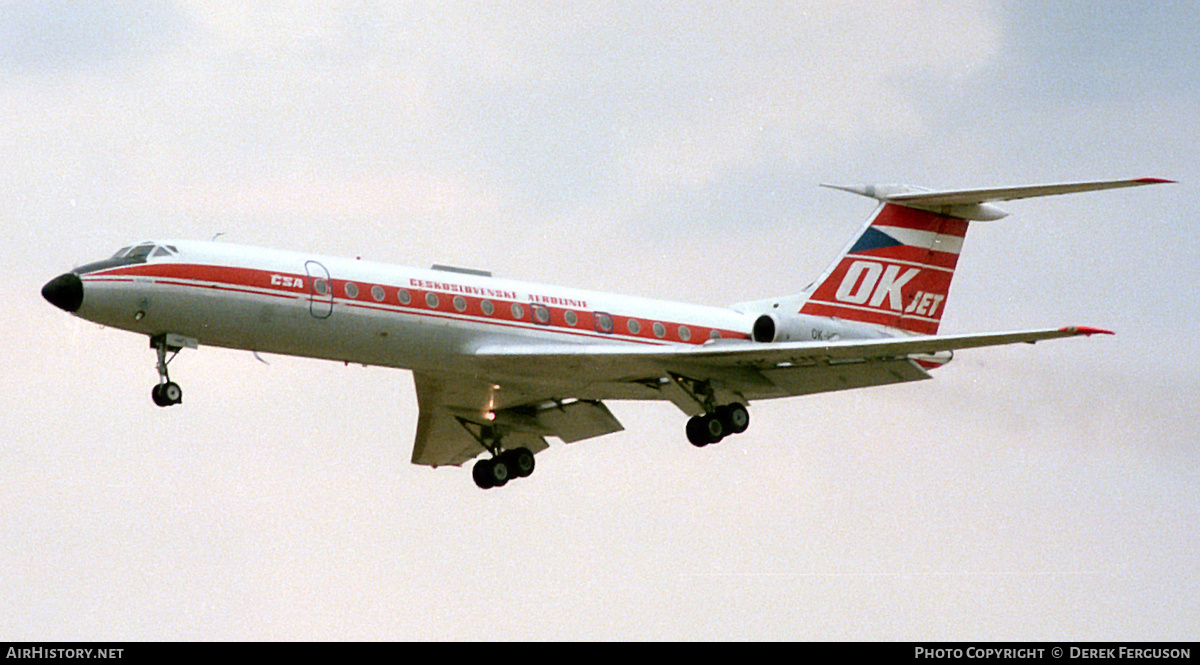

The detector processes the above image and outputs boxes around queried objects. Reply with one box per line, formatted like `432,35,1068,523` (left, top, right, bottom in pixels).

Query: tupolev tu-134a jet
42,178,1169,489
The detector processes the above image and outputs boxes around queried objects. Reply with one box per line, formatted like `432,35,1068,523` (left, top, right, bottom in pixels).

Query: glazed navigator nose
42,273,84,313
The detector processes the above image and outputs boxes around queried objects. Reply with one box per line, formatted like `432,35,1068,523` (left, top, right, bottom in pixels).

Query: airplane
41,177,1170,489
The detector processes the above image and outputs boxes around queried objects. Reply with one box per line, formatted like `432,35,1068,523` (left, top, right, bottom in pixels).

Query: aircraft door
305,260,333,319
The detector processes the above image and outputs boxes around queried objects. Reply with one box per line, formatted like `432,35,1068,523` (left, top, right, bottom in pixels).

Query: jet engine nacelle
752,313,813,343
752,312,882,343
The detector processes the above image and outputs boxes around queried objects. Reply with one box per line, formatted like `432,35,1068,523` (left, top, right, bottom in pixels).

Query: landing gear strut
149,333,194,407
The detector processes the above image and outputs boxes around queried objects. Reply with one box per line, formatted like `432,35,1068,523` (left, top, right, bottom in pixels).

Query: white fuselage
74,240,773,373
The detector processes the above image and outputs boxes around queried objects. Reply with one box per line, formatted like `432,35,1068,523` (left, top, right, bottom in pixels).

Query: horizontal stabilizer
822,178,1172,220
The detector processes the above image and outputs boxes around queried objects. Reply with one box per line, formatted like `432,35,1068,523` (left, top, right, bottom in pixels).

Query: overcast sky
3,1,1197,640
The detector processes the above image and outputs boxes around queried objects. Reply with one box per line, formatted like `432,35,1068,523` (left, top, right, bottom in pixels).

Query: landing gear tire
472,456,512,490
701,413,725,444
718,403,749,434
505,448,536,478
473,459,496,489
686,415,710,447
151,382,182,407
687,414,725,446
487,457,510,487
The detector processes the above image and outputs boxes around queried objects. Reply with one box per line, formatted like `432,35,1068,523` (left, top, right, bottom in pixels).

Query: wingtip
1134,177,1176,185
1059,326,1115,337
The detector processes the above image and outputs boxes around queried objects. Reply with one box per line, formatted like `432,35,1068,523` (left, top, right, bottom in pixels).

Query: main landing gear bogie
686,403,750,447
473,447,536,490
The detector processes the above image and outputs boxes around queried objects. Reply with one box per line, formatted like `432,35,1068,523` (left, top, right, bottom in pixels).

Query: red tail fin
800,203,967,334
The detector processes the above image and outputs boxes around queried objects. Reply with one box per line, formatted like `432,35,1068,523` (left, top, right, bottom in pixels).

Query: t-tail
773,178,1171,336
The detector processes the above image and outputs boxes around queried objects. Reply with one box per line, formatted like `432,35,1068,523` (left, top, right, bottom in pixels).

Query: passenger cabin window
371,285,385,302
594,312,614,334
531,304,551,324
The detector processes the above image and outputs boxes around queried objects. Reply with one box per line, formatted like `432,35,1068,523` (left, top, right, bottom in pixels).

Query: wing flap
409,372,627,467
534,400,624,443
411,396,489,467
411,371,552,467
761,357,931,397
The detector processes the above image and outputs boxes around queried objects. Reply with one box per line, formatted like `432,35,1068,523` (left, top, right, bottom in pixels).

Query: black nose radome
42,273,83,313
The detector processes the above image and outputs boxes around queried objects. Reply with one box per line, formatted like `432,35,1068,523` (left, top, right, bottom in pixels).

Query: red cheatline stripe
84,263,750,345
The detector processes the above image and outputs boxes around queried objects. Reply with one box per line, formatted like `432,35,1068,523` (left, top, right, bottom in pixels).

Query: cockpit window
126,244,155,260
78,242,160,276
151,246,172,258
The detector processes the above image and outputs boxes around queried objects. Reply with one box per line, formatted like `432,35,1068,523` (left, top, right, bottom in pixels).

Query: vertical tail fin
797,178,1172,335
800,202,967,334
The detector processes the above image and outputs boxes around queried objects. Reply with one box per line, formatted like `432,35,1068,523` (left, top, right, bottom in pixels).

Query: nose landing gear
149,333,197,408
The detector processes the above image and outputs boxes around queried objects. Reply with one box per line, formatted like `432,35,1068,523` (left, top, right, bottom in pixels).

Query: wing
471,326,1112,411
410,326,1109,466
